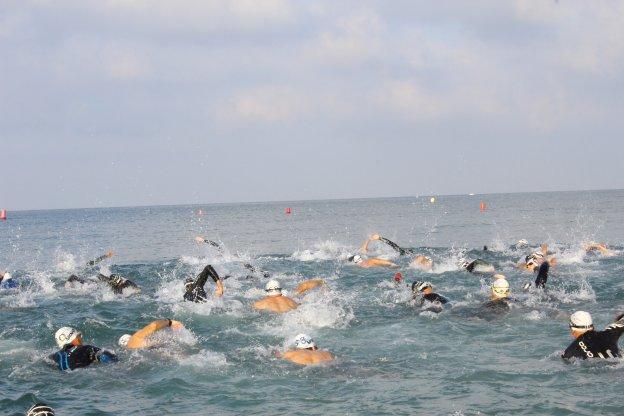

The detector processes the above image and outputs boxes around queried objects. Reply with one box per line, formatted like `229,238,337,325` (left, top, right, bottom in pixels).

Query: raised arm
295,279,325,295
195,236,224,253
86,251,115,267
127,319,184,349
534,261,549,288
379,237,409,255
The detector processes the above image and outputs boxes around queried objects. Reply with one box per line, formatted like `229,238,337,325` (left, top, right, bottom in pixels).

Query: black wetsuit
418,293,449,312
534,261,549,289
563,317,624,360
184,264,221,303
484,298,511,311
201,239,269,279
379,237,414,256
98,274,139,294
464,259,494,274
49,344,117,371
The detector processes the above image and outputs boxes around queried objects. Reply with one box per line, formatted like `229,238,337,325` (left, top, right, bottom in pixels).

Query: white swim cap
570,311,593,330
491,278,510,297
118,334,132,347
294,333,316,349
265,279,282,295
350,254,363,264
55,326,81,348
412,281,432,292
27,403,55,416
2,272,12,280
459,260,470,269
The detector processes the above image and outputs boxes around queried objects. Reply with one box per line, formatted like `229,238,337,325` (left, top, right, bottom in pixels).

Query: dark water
1,190,623,415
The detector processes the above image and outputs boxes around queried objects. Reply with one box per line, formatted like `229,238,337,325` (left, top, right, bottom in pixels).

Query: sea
1,190,624,415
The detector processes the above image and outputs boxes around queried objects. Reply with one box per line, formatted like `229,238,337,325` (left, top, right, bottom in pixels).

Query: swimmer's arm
194,265,221,289
295,279,325,295
604,313,624,336
379,237,408,255
369,258,399,268
127,319,182,349
195,236,224,253
244,263,270,278
359,237,373,253
534,262,549,288
86,251,114,267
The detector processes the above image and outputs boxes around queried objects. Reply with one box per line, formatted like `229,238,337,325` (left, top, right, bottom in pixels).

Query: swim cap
294,333,316,349
265,279,282,295
459,260,471,269
55,326,81,348
118,334,132,347
2,272,12,280
394,272,403,282
27,403,55,416
570,311,593,330
516,239,529,248
493,273,506,280
491,278,509,297
412,281,432,292
349,254,363,264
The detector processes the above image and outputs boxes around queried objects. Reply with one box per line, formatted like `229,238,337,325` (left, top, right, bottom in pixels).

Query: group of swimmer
1,234,621,415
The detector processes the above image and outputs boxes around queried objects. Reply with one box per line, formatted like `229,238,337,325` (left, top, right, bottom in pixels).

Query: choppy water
1,190,624,415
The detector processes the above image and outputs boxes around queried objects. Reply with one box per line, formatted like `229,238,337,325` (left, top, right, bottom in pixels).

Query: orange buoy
285,207,292,214
479,202,487,212
0,209,6,220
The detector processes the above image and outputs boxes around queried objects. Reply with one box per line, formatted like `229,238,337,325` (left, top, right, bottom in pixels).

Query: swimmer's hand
170,320,184,330
370,234,380,240
195,236,207,243
106,251,115,258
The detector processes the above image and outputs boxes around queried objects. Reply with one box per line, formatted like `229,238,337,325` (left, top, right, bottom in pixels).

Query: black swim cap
27,403,55,416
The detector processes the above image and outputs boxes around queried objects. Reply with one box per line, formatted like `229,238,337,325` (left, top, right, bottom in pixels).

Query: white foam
291,240,352,262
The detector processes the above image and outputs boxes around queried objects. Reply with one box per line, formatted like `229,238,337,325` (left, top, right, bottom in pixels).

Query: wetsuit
49,344,117,371
464,259,495,274
86,254,110,267
184,264,221,303
525,252,544,264
98,274,139,294
379,237,414,256
563,316,624,360
200,239,269,279
484,299,511,311
534,261,549,288
0,275,18,289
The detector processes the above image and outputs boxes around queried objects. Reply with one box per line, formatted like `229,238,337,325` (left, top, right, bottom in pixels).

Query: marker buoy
430,197,436,204
480,202,487,212
0,209,6,220
394,272,403,282
197,209,203,216
285,207,292,214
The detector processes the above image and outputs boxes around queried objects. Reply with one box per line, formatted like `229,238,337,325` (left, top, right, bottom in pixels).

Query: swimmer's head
569,311,593,337
491,278,509,299
348,254,363,264
265,279,282,296
294,333,316,350
516,239,529,248
2,272,12,281
459,260,471,269
55,326,82,348
412,281,432,294
118,334,132,347
27,403,55,416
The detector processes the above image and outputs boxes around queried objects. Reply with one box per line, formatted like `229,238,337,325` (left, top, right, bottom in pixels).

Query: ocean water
1,190,624,415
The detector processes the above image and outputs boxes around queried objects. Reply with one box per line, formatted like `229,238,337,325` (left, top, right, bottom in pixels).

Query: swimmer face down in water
279,334,334,365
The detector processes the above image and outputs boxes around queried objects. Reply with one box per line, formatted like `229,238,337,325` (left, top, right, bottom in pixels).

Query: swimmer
409,254,433,271
562,311,624,360
0,271,18,289
483,245,488,251
279,333,334,365
26,403,55,416
347,254,398,268
460,259,495,274
483,277,511,311
360,233,414,256
183,264,224,303
411,281,448,311
195,236,270,278
518,244,556,271
584,242,615,257
253,279,298,313
118,319,184,349
65,272,139,294
49,326,117,371
522,261,550,291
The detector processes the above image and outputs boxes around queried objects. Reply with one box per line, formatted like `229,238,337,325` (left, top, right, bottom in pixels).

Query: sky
1,0,624,210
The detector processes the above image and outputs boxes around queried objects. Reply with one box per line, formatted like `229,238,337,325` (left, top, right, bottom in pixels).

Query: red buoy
0,209,6,220
479,202,487,212
197,209,203,216
394,272,403,282
285,207,292,214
